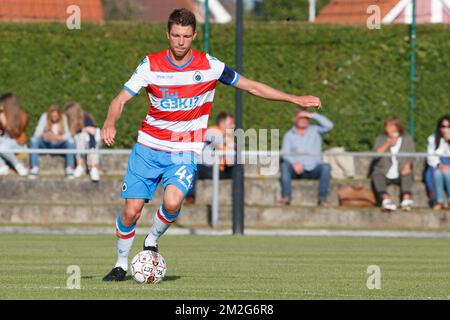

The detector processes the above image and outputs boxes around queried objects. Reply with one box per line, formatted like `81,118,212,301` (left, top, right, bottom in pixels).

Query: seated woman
371,116,415,212
65,102,101,182
425,115,450,210
29,104,75,179
0,93,29,176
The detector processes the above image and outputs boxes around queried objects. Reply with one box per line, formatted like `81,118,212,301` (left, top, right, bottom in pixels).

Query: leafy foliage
0,22,448,150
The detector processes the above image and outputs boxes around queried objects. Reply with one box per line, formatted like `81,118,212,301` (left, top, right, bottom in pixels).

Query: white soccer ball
130,250,167,284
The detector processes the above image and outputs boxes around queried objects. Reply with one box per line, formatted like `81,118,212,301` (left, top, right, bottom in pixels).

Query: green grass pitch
0,234,449,299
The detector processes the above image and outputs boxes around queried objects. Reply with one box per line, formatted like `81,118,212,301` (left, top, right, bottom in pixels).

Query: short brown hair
168,8,196,32
384,116,405,135
216,112,233,125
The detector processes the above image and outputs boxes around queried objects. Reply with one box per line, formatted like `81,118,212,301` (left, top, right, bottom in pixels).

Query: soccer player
102,8,321,281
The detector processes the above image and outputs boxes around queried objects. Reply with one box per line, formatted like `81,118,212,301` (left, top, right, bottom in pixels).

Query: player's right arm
101,90,134,146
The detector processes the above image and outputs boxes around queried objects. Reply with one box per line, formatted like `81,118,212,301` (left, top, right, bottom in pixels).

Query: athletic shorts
120,143,198,201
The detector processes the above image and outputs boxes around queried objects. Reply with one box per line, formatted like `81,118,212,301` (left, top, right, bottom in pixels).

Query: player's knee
123,206,141,224
162,199,181,214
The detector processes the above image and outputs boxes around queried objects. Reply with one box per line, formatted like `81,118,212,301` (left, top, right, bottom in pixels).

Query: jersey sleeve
123,56,151,96
206,54,240,87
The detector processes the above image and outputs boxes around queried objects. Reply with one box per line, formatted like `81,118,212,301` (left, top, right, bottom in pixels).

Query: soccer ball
131,250,167,284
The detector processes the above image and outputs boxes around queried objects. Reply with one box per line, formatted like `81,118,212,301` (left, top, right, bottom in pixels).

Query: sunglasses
441,125,450,128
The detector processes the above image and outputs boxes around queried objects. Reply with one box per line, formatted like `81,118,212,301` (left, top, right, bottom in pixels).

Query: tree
102,0,142,20
251,0,330,21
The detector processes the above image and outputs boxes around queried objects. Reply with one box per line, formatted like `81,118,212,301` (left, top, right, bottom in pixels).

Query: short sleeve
123,56,151,96
206,54,240,87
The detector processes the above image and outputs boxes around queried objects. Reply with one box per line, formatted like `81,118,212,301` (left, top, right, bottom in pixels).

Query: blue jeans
30,137,75,168
280,161,331,201
424,166,435,196
0,134,24,167
433,169,450,204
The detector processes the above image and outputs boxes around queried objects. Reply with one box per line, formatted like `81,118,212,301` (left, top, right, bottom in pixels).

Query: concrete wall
1,155,445,230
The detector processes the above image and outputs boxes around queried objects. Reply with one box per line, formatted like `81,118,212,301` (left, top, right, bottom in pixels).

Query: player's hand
101,122,116,147
292,96,321,109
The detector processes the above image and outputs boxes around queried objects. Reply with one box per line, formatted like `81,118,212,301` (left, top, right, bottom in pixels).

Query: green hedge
0,22,448,150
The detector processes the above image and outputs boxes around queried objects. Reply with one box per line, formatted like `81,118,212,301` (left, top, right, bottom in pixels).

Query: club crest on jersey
193,71,203,83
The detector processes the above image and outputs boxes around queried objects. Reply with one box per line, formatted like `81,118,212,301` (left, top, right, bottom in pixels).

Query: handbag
338,185,376,207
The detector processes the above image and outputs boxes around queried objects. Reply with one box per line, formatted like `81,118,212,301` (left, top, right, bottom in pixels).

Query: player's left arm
234,75,321,108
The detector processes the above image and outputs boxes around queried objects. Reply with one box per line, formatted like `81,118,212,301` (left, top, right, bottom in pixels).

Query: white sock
145,206,179,247
114,215,136,271
115,237,134,271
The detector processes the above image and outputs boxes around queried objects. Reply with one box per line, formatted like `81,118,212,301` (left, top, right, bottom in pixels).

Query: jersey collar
165,49,194,70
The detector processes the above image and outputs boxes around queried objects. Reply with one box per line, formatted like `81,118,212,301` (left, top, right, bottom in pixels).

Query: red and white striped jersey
124,49,240,154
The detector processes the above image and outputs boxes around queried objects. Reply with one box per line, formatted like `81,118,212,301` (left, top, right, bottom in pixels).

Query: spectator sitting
0,93,29,176
65,102,101,182
371,116,415,212
29,104,75,179
278,108,333,206
185,112,235,204
425,115,450,210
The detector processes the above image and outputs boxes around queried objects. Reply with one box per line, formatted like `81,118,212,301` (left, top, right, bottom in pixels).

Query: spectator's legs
90,128,102,169
372,174,397,211
74,133,86,167
302,163,331,202
444,171,450,204
280,161,295,200
61,138,76,168
220,166,234,179
0,148,8,175
0,135,21,167
424,167,435,194
372,172,389,199
73,133,88,178
42,139,76,178
30,137,48,169
424,166,436,203
399,173,413,200
433,169,450,205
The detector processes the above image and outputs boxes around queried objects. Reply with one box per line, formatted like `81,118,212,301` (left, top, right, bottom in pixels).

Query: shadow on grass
92,275,181,282
125,275,181,282
164,275,181,282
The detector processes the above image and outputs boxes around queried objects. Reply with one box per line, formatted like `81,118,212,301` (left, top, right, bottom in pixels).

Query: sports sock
114,214,136,271
145,205,180,247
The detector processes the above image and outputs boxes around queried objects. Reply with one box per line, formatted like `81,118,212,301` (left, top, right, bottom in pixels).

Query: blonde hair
46,104,65,135
65,102,85,136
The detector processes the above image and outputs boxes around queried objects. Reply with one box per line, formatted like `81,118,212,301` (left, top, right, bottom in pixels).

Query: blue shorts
120,143,198,201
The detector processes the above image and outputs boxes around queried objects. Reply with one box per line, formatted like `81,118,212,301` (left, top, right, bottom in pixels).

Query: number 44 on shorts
175,165,193,188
